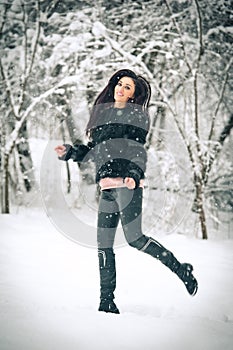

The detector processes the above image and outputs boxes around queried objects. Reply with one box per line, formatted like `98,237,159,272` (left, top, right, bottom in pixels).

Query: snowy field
1,208,233,350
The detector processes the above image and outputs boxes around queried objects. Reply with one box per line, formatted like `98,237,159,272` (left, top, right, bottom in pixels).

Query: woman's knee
128,235,148,250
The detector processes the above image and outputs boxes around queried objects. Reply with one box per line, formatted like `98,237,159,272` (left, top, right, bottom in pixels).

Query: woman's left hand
124,177,136,189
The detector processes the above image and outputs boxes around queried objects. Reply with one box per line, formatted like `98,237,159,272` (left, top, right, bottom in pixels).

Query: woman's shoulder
125,106,150,130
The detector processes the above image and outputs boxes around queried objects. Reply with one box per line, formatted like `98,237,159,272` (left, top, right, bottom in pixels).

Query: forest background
0,0,232,240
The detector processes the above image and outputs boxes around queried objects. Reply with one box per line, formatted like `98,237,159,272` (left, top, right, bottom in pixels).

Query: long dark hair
86,69,151,132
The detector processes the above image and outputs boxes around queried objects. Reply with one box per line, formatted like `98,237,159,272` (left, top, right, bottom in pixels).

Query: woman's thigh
97,189,120,249
117,188,144,244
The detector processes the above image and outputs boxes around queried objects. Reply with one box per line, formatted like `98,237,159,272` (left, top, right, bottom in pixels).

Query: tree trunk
16,121,35,192
146,104,166,150
192,176,208,239
2,153,10,214
199,200,208,240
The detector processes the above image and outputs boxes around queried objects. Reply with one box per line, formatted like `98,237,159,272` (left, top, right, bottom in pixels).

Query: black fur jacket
60,105,149,188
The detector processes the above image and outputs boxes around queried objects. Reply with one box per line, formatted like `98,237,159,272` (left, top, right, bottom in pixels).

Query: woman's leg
97,189,119,249
97,189,120,314
117,188,198,296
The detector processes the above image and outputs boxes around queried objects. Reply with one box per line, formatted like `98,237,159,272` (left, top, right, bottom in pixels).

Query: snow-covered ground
1,208,233,350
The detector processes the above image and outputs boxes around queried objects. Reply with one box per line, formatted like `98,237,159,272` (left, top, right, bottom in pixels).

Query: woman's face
114,76,135,106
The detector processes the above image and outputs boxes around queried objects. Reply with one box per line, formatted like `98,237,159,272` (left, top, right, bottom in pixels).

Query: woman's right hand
54,145,67,157
124,177,136,190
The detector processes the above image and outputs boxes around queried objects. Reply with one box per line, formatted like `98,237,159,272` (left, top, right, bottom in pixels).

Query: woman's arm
54,143,94,162
54,145,67,158
55,144,74,160
122,137,147,188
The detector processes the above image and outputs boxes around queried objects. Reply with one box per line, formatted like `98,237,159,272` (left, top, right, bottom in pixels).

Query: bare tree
0,0,42,212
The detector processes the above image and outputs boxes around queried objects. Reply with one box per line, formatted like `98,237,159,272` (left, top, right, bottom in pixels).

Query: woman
55,69,198,314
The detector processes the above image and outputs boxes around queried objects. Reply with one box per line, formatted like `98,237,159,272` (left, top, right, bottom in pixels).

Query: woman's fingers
124,177,136,189
54,145,66,156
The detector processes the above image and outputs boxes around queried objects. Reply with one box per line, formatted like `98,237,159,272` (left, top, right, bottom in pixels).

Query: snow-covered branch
92,21,192,157
137,41,169,61
204,26,233,41
92,22,175,112
4,74,82,156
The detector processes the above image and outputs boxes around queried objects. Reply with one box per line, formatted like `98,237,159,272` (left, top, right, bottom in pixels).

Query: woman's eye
125,86,130,90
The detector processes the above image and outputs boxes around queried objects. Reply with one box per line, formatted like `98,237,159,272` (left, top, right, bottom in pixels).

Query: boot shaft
98,248,117,300
130,235,198,296
130,236,181,271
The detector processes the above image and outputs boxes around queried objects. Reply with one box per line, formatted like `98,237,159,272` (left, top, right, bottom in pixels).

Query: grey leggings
97,187,145,249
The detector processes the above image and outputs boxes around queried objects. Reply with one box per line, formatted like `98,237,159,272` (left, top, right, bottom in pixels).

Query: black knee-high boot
98,248,120,314
130,236,198,296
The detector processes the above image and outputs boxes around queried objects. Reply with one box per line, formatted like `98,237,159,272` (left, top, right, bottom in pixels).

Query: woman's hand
54,145,66,157
124,177,136,189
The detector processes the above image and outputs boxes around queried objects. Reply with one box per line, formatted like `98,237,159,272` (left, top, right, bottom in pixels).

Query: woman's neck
113,102,126,109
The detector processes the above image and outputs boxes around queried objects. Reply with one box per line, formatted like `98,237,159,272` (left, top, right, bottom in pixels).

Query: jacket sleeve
58,142,95,163
124,141,147,188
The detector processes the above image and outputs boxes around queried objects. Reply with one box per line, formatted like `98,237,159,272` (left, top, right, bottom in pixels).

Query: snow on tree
0,0,232,239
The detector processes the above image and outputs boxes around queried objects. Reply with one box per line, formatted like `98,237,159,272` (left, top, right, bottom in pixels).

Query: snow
92,21,107,37
1,208,233,350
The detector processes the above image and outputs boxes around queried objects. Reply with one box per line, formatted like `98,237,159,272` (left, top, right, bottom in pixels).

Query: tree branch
18,0,41,116
25,0,41,78
17,0,28,118
193,0,204,138
208,57,232,140
0,3,8,36
93,21,197,173
193,69,199,138
4,74,82,156
163,0,192,73
218,113,233,145
192,0,206,176
0,58,18,118
204,113,233,186
193,0,204,60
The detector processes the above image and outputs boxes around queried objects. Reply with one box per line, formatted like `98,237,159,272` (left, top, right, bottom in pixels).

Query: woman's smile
117,91,124,96
114,76,135,107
